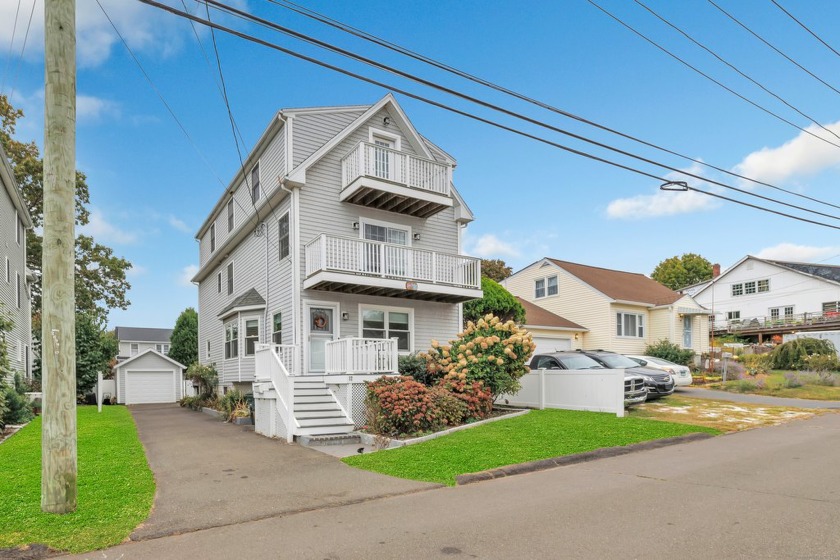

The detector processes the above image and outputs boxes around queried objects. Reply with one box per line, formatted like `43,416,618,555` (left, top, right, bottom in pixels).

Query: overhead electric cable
196,0,840,222
263,0,840,212
136,0,840,231
634,0,840,145
1,0,23,94
8,0,36,98
770,0,840,59
708,0,840,99
586,0,840,153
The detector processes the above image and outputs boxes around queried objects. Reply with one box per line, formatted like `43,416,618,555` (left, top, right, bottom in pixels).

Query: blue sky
2,0,840,329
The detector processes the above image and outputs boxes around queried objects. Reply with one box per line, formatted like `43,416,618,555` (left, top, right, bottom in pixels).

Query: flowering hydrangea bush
422,314,536,400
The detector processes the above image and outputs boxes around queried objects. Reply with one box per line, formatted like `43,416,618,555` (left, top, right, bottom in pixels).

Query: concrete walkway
678,386,840,409
126,404,435,541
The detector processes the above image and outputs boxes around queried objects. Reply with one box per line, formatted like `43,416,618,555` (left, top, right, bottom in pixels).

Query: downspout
265,212,269,351
280,178,300,371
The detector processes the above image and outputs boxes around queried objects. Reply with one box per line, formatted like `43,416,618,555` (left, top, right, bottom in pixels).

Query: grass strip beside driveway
0,406,155,554
343,409,718,485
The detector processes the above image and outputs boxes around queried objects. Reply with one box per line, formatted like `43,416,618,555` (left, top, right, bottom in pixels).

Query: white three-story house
193,95,481,440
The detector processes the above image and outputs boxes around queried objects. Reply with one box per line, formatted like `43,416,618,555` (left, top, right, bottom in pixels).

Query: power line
1,0,23,94
136,0,840,232
587,0,840,153
708,0,840,99
8,0,36,98
770,0,840,59
633,0,840,146
198,0,840,223
263,0,840,212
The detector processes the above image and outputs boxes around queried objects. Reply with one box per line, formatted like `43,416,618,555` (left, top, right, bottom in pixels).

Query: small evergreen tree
169,307,198,367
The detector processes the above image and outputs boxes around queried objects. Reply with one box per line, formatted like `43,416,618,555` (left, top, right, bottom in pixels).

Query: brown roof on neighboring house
517,297,586,330
546,258,683,306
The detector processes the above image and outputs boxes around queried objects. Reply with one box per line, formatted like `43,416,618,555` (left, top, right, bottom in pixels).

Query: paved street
64,409,840,559
679,386,840,409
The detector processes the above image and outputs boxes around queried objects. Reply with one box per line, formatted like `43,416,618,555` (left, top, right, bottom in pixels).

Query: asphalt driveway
127,404,435,540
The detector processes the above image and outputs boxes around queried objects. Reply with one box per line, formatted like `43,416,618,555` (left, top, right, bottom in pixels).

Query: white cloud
606,163,720,219
466,234,521,259
77,95,120,122
127,264,148,278
179,264,199,287
733,120,840,184
79,208,138,244
754,243,840,263
168,215,191,233
0,0,188,68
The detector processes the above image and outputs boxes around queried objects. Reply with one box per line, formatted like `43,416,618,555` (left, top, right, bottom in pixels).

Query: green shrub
398,353,440,387
428,385,468,428
185,363,218,398
644,339,695,366
770,338,837,370
741,354,771,376
463,278,525,324
422,314,535,400
217,390,250,422
437,373,493,422
1,374,34,427
802,353,840,373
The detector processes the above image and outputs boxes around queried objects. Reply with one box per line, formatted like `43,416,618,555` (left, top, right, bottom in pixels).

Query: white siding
291,109,367,168
116,352,183,404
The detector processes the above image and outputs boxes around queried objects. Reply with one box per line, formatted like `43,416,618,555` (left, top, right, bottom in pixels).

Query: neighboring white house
114,326,174,362
0,143,32,380
192,94,481,440
691,256,840,337
503,258,709,356
115,349,187,405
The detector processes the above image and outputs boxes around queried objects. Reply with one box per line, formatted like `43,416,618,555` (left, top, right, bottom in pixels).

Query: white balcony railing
305,234,481,289
325,337,398,375
342,141,451,196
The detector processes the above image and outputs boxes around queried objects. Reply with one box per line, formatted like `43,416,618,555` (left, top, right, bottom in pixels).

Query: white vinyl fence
499,368,627,418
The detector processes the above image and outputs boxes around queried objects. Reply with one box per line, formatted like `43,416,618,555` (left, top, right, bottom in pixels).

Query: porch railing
272,344,299,375
712,310,840,332
255,344,298,436
341,141,451,196
325,337,398,375
305,234,481,289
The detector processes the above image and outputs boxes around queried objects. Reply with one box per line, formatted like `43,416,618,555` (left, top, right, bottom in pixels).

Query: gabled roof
0,143,32,228
114,326,173,343
546,258,683,306
115,348,186,370
766,260,840,285
694,255,840,297
516,297,587,330
218,288,266,318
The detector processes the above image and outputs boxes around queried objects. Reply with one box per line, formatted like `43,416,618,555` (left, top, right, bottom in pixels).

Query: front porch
252,338,399,441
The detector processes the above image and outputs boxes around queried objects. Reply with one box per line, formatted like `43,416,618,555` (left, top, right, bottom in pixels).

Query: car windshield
557,355,604,369
596,354,641,368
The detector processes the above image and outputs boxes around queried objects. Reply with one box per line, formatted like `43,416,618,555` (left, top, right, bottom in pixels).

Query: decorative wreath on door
313,315,327,330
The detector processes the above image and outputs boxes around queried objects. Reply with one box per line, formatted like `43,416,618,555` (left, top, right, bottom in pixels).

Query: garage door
533,336,572,355
126,370,176,404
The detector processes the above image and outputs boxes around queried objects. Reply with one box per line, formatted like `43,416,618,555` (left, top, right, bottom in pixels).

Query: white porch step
294,395,336,404
296,408,345,419
298,416,355,428
296,424,355,437
287,378,356,437
295,401,343,412
294,388,333,397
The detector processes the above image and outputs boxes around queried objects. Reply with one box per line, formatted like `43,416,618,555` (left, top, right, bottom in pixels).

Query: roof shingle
517,297,586,330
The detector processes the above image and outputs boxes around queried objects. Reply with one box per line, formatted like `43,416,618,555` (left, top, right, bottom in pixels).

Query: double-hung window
616,312,644,338
227,262,234,295
535,278,545,298
726,311,741,321
272,312,282,344
224,321,239,359
731,283,743,297
250,163,260,203
156,343,170,355
534,275,557,298
757,279,770,293
210,224,216,253
217,272,222,293
245,319,259,356
278,214,290,259
227,200,234,232
744,281,756,295
546,275,558,296
16,272,21,308
362,307,411,351
130,343,139,356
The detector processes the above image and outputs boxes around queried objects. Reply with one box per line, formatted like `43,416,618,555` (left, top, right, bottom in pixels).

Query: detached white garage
116,349,187,405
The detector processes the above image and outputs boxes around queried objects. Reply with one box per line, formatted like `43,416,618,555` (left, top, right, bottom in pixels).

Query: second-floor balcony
341,141,453,218
304,234,482,303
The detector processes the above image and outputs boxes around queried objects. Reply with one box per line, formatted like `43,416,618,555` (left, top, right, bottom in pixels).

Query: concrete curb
455,432,714,485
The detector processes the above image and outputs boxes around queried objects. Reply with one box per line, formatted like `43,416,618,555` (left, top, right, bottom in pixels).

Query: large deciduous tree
651,253,713,291
1,94,131,324
480,259,513,283
74,313,118,395
169,307,198,367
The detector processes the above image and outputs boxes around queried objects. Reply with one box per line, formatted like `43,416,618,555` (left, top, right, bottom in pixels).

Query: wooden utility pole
41,0,77,514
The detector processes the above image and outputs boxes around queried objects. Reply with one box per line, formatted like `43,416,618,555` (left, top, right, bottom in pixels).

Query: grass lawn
342,409,718,486
0,406,155,554
714,371,840,400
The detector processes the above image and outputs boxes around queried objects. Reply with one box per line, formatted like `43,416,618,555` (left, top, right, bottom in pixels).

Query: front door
306,304,337,374
363,223,409,277
683,316,692,348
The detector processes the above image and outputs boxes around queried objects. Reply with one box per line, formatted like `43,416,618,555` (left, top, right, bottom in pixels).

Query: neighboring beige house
0,143,33,380
516,297,587,354
503,258,709,356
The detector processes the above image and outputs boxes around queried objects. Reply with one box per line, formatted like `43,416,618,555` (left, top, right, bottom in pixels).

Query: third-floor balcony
340,141,453,218
304,234,482,303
